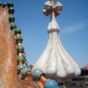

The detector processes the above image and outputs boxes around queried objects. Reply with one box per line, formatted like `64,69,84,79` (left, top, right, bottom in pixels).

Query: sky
1,0,88,67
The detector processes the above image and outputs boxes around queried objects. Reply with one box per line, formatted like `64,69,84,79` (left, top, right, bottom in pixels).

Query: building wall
64,76,88,88
58,67,88,88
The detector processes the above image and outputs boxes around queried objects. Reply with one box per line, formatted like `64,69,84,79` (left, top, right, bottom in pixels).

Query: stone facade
64,69,88,88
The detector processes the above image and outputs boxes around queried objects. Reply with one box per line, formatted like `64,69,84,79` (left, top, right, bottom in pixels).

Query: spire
43,0,63,32
33,0,81,78
48,12,60,32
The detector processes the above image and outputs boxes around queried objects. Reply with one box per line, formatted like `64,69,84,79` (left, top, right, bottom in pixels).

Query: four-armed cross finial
43,0,63,16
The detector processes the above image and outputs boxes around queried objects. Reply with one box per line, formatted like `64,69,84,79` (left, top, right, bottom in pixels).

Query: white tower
33,0,81,78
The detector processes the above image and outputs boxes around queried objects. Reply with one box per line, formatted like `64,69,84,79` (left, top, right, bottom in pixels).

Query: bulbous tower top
33,0,81,78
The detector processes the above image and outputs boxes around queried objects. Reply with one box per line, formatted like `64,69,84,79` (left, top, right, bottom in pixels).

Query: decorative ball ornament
26,71,31,77
21,67,28,77
9,14,15,22
9,7,15,14
7,2,14,8
14,28,21,34
15,35,23,43
17,63,24,71
16,55,25,63
17,45,24,53
25,67,32,76
10,23,17,30
2,3,7,7
44,79,59,88
32,69,45,81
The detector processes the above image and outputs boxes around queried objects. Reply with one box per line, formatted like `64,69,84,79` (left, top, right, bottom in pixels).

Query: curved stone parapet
0,6,16,88
0,3,36,88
